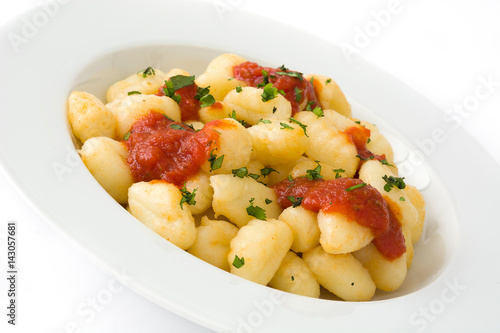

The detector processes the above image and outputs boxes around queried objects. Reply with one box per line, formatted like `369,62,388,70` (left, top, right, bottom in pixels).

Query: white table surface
1,1,499,332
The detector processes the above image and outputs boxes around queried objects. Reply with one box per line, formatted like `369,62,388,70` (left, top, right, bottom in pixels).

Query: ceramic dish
0,0,498,332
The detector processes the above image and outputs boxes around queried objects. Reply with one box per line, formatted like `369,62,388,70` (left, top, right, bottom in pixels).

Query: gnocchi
68,54,426,301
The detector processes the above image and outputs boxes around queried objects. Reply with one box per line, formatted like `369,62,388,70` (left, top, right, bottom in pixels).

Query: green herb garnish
169,124,189,131
180,183,197,209
140,67,155,78
287,196,303,208
306,161,322,180
256,70,270,88
345,183,367,192
261,83,278,102
232,255,245,268
294,87,302,103
260,167,278,177
228,110,247,127
280,122,294,130
275,71,304,81
256,118,272,125
382,175,406,192
333,168,345,179
246,198,267,220
232,167,248,178
208,149,224,172
380,159,394,167
169,75,195,91
289,117,308,137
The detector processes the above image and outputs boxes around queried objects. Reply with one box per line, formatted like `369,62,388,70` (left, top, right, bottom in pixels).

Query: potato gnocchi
68,53,426,301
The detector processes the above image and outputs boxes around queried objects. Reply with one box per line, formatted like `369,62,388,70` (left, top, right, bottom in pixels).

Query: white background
1,0,499,332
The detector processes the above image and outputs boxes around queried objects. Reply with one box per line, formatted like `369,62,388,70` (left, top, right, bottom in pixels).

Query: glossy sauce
124,111,217,187
273,177,405,259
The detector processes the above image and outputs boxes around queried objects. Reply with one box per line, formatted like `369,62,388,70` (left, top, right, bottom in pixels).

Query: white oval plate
0,0,499,332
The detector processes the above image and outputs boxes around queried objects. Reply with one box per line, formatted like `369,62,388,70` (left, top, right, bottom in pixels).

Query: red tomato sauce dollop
273,177,405,260
123,111,217,187
233,61,321,115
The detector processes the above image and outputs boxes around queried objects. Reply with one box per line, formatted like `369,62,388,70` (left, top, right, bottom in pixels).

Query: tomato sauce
123,111,218,187
233,61,321,115
156,80,201,122
273,177,405,260
343,126,386,162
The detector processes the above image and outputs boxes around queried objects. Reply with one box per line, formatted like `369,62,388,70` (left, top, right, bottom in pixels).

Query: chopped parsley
247,173,261,180
345,183,367,192
163,80,181,103
232,167,248,178
305,101,324,118
325,78,332,85
140,67,155,78
169,124,189,131
194,86,210,100
246,198,267,220
380,159,394,167
232,167,262,181
256,118,272,125
163,76,215,107
256,70,270,88
179,183,197,209
272,106,277,114
287,196,303,208
289,117,308,137
123,131,131,140
236,85,242,93
232,255,245,269
291,276,295,281
127,91,141,96
261,83,279,102
208,149,224,172
306,161,323,180
198,96,215,108
311,106,324,118
356,154,375,161
333,168,346,179
228,110,247,126
260,167,278,177
294,87,303,103
382,175,406,192
280,122,294,130
265,198,273,204
275,71,304,81
399,197,406,201
197,89,216,107
169,75,195,91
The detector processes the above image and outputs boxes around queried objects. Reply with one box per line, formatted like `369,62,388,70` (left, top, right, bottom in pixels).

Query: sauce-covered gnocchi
68,53,425,301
